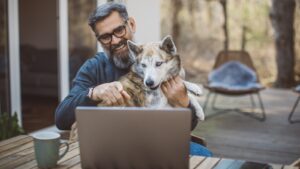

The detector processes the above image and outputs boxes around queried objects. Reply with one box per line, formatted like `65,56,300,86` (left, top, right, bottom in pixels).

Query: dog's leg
189,94,205,121
184,81,203,96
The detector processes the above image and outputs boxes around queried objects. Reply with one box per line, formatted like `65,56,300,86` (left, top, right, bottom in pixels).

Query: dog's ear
160,35,177,55
127,40,143,57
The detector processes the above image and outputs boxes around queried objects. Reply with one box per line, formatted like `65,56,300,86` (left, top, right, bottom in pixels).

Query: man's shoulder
76,52,106,71
90,52,108,62
83,52,108,66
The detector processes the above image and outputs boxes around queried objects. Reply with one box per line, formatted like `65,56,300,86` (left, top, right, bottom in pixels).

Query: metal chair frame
203,91,266,121
204,50,266,121
288,94,300,123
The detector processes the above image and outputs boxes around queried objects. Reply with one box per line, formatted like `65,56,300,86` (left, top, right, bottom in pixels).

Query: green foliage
0,112,24,141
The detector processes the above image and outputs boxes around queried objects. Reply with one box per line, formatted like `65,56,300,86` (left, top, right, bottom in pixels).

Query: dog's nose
145,79,154,87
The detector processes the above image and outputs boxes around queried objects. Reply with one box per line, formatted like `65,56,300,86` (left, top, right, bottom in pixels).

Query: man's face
95,11,136,69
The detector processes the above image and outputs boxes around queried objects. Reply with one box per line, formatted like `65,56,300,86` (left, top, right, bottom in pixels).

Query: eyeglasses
96,21,128,44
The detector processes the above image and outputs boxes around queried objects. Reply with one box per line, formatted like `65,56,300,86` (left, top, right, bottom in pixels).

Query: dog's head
127,35,181,90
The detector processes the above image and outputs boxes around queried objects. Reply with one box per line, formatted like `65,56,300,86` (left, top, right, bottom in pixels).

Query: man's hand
91,82,131,106
161,76,189,108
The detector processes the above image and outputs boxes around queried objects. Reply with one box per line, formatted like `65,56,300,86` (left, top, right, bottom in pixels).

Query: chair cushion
295,85,300,93
208,61,262,90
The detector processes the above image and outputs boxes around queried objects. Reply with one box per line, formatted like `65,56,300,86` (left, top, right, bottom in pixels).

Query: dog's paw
193,102,205,121
196,108,205,121
184,81,203,96
188,95,205,121
190,85,203,96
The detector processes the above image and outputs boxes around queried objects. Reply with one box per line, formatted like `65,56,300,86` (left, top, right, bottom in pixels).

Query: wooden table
0,135,297,169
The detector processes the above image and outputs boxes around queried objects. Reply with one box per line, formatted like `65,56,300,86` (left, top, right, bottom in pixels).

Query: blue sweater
55,52,198,130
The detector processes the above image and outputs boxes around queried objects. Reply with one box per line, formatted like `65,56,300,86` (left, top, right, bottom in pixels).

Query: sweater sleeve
55,59,99,130
188,101,199,131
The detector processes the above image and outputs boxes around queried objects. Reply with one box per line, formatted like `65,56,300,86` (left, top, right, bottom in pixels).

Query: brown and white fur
124,35,204,117
69,36,204,142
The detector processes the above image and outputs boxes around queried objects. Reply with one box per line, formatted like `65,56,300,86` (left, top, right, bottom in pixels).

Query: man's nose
111,34,122,45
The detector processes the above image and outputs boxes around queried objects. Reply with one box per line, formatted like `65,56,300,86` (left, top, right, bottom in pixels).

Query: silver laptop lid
75,106,191,169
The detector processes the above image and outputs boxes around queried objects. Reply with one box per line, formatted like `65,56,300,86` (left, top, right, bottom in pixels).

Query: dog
69,36,204,142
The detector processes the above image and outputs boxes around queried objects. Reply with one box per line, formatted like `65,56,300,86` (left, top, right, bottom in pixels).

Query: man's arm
55,56,131,130
161,76,199,130
187,101,199,130
55,59,98,130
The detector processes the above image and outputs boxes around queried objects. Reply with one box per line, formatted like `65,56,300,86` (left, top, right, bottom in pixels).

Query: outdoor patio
194,88,300,165
21,87,300,165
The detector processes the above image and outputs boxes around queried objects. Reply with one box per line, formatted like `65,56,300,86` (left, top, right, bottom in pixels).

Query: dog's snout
145,79,154,87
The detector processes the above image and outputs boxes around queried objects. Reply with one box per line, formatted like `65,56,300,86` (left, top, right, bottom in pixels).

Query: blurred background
161,0,300,87
0,0,300,165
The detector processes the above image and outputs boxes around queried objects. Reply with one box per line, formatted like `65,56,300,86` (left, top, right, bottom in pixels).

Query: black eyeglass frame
96,20,128,44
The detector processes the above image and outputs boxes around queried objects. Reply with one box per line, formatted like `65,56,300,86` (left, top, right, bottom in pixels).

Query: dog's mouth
149,85,160,90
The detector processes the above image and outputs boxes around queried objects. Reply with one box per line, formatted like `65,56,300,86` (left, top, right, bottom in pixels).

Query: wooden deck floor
193,88,300,165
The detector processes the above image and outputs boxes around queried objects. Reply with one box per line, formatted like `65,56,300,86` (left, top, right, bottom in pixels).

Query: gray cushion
208,61,262,90
295,85,300,92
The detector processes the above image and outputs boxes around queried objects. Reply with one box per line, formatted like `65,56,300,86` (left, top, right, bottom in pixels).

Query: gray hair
88,2,129,33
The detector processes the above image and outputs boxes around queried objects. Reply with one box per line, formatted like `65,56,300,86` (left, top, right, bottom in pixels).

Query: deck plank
3,142,79,169
213,158,236,169
269,164,283,169
0,141,33,160
56,144,80,166
196,157,220,169
14,142,79,169
291,158,300,168
0,135,28,148
189,156,206,169
68,163,81,169
53,156,81,169
0,136,32,155
0,147,34,169
282,166,298,169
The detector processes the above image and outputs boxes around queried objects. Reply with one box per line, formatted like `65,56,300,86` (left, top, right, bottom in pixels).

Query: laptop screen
75,106,191,169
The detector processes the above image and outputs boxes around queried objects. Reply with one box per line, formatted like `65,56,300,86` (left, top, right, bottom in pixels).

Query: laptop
75,106,191,169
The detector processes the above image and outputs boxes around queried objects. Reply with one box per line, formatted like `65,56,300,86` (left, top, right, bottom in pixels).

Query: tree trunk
241,25,247,51
295,0,300,80
187,0,197,29
270,0,296,88
171,0,183,50
220,0,229,51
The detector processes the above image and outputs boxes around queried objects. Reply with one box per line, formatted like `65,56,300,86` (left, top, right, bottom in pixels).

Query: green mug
32,131,69,169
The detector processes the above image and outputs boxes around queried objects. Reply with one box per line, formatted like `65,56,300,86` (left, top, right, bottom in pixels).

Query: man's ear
127,40,143,58
160,35,177,55
127,17,136,33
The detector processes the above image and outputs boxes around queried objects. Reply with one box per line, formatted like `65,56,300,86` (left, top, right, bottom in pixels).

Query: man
55,2,211,156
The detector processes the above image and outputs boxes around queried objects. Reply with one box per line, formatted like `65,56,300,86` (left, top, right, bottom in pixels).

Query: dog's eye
141,63,147,68
155,62,163,67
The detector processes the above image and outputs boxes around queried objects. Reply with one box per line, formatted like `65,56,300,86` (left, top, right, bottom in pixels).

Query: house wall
126,0,161,43
19,0,57,49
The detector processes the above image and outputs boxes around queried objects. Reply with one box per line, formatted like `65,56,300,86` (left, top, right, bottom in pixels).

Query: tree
270,0,296,88
170,0,183,49
220,0,229,51
207,0,229,50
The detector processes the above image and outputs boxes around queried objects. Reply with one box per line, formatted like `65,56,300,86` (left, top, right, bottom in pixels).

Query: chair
291,158,300,168
203,50,266,121
191,134,207,147
288,85,300,123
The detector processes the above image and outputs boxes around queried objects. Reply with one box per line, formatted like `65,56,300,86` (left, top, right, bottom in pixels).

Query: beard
103,38,134,69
